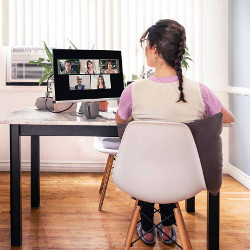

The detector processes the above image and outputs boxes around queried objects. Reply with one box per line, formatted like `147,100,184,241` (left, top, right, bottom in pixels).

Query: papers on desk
98,111,116,120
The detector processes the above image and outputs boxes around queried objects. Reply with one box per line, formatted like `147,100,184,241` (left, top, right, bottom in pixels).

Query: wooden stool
93,137,119,211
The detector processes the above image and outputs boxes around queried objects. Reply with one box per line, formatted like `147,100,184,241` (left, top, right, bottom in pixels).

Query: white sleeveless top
132,77,206,123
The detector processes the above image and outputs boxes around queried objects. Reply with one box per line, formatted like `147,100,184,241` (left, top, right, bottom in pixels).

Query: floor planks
0,173,249,249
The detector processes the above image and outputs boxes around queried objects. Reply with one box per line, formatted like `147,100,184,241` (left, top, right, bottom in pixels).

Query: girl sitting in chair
115,19,234,245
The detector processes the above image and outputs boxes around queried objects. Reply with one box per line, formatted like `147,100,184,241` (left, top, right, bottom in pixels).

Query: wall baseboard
224,163,250,190
0,160,106,172
1,160,229,173
1,161,249,190
222,164,228,174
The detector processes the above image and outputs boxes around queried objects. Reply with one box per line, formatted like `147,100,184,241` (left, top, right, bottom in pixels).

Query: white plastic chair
112,121,206,249
94,137,119,211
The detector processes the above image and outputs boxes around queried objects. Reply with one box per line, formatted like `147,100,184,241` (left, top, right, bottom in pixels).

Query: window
1,0,223,88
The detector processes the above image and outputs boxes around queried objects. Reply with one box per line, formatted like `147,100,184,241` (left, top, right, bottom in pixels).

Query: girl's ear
152,45,158,55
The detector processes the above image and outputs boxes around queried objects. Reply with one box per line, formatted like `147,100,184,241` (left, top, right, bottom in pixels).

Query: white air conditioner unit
6,47,51,83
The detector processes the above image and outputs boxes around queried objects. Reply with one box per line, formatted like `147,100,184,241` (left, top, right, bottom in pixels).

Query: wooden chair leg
174,202,192,250
98,155,114,211
124,200,140,250
99,154,111,193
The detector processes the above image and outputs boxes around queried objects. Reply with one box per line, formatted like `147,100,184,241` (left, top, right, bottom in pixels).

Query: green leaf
38,58,45,63
28,60,40,65
39,74,50,85
132,74,138,81
182,60,189,70
45,68,51,75
29,61,52,72
40,63,51,70
181,46,194,70
43,41,53,64
185,57,193,62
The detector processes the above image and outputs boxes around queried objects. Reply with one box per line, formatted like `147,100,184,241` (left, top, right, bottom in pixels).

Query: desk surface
1,107,233,128
0,107,116,126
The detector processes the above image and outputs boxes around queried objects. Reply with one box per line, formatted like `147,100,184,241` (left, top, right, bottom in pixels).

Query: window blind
0,0,228,88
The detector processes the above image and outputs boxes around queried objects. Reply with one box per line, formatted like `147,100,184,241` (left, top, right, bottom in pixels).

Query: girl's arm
115,84,133,124
200,83,234,124
221,106,234,124
115,111,133,124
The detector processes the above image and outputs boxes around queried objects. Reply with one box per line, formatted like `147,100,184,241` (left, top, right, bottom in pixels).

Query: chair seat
94,137,120,155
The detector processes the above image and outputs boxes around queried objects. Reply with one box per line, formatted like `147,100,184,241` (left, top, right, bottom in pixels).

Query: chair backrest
112,121,206,204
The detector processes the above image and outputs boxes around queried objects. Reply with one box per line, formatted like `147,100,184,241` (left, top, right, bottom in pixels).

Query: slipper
157,223,176,245
136,222,156,245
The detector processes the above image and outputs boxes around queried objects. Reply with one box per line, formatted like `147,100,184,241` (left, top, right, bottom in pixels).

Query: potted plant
29,41,54,110
29,40,78,112
99,101,109,112
182,47,194,70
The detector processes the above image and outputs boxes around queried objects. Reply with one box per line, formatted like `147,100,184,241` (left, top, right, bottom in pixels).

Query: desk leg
10,125,22,246
207,191,220,250
31,136,40,208
185,196,195,213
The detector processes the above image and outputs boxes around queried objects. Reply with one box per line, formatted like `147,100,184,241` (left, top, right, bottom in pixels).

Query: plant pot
35,97,54,110
99,101,109,112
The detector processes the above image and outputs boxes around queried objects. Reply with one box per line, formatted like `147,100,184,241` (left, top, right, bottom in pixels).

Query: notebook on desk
98,111,116,120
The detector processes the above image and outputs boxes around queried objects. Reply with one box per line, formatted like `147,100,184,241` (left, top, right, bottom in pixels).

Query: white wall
201,0,229,166
227,0,250,188
0,0,230,172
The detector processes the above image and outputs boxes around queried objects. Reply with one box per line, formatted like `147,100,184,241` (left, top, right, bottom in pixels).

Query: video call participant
61,60,77,74
96,75,106,89
105,60,115,73
85,60,95,74
74,76,86,90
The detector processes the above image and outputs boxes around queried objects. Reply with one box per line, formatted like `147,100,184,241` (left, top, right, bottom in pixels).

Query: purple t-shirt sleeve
200,83,222,117
117,84,133,120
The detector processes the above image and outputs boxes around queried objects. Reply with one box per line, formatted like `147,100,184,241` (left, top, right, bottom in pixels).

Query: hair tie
178,86,183,91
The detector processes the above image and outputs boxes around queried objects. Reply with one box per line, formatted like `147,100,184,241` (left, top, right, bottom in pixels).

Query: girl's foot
158,224,176,245
137,223,156,245
161,225,172,241
142,229,154,242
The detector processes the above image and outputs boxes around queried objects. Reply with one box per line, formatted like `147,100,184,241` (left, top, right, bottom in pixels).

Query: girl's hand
115,110,132,124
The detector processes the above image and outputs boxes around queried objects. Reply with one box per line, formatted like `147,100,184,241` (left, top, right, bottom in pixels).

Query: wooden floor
0,173,249,250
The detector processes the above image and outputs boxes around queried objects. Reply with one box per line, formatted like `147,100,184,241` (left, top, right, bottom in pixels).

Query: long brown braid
175,26,186,102
140,19,187,102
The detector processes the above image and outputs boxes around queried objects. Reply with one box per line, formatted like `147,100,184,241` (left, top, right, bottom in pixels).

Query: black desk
2,107,220,249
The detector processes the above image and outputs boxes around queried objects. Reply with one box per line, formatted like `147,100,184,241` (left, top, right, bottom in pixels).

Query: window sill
0,85,47,93
228,86,250,97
